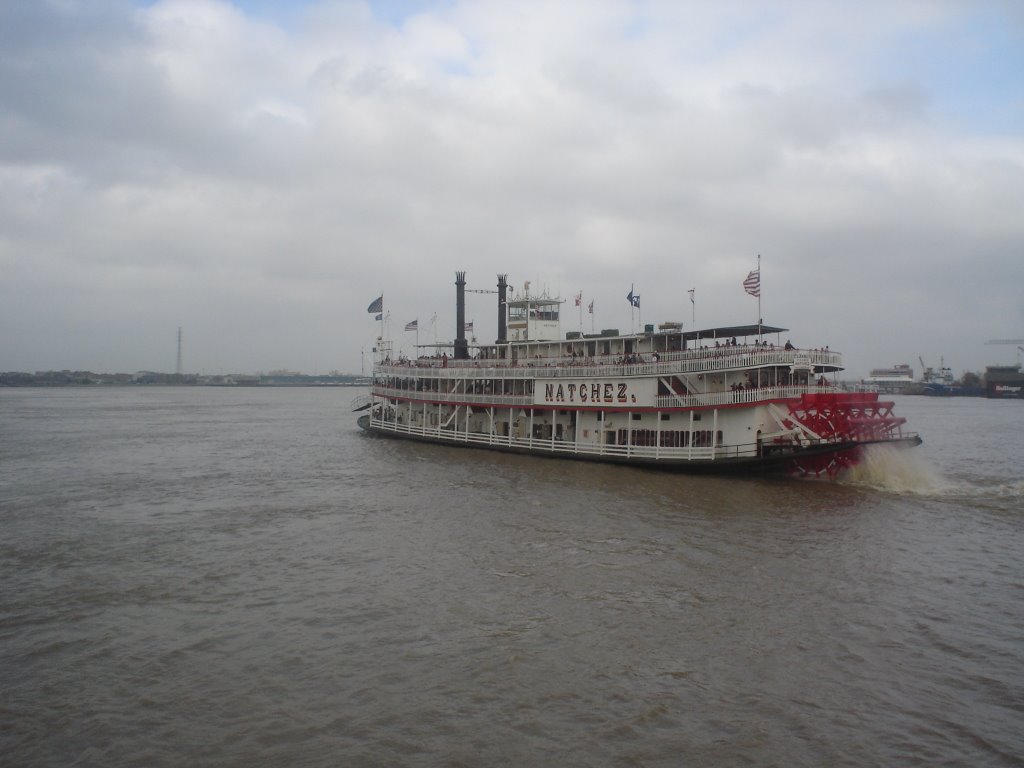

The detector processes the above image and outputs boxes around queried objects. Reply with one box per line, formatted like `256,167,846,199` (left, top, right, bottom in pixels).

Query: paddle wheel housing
782,392,909,477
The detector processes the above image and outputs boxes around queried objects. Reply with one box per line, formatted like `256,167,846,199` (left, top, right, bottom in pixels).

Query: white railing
365,415,725,461
375,348,842,381
360,414,900,463
369,384,833,408
655,385,832,409
370,388,534,407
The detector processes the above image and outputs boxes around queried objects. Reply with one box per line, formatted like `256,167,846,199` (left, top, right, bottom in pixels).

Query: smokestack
497,274,508,343
454,271,468,360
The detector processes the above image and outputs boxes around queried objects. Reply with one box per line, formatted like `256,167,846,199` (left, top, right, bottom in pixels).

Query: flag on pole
743,270,760,298
404,319,418,331
626,286,640,308
588,300,594,314
374,313,382,321
367,295,383,313
688,288,695,304
464,321,474,333
575,291,582,307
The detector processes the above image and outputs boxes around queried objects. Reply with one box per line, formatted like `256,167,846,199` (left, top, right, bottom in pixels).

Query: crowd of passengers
731,373,832,391
380,339,832,369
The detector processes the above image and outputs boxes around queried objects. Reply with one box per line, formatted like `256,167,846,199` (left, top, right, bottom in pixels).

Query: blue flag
367,295,383,314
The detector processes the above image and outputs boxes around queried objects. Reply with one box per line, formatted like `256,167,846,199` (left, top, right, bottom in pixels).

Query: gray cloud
1,0,1022,378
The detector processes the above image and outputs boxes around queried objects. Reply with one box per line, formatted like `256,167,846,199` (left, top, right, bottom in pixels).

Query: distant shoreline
1,371,370,388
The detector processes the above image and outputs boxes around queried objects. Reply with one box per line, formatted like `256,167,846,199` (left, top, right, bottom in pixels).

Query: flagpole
757,254,762,340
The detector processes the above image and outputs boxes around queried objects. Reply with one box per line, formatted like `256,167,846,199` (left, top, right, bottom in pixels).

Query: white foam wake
838,444,952,495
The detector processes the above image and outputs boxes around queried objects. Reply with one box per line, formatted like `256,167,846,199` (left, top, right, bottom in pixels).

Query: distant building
984,365,1024,399
864,363,915,394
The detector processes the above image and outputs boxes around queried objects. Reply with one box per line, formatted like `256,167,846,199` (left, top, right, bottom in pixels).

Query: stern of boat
777,392,920,478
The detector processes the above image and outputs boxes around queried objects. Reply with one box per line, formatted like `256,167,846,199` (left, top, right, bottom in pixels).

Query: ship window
692,413,702,421
691,430,715,447
660,413,670,421
659,430,688,447
631,413,642,421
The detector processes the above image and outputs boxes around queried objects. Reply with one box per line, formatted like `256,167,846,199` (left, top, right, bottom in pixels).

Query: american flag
743,270,760,298
575,292,582,307
367,295,383,313
464,321,474,333
404,319,418,331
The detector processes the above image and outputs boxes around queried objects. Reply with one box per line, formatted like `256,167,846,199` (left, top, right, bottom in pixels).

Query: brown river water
1,387,1022,767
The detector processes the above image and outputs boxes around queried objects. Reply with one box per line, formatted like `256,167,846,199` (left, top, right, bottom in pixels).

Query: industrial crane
987,339,1024,364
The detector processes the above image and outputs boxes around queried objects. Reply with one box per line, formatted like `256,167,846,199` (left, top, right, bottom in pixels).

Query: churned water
1,388,1022,767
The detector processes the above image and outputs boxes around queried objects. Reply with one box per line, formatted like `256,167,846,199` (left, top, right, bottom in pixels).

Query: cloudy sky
2,0,1022,378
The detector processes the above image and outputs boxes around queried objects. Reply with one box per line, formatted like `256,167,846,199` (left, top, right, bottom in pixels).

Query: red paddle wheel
782,393,909,478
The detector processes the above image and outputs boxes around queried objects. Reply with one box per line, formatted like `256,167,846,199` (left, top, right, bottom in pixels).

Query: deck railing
375,347,841,380
370,388,535,407
364,414,726,461
655,385,833,409
368,384,833,409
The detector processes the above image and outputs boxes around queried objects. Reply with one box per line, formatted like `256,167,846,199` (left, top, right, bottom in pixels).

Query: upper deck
376,343,842,381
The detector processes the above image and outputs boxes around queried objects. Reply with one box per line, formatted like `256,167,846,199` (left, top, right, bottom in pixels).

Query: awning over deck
681,324,787,342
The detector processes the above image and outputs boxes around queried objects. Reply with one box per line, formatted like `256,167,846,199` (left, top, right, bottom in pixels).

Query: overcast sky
2,0,1022,378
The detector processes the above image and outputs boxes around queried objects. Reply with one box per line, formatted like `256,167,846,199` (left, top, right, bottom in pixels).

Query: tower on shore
176,327,183,375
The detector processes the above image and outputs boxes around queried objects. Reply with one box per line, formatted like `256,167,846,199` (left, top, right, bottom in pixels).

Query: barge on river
352,273,921,477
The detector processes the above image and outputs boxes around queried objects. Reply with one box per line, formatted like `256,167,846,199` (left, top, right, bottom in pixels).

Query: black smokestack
454,271,468,360
497,273,508,343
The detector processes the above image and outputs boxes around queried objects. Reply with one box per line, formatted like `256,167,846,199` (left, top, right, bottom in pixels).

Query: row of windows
633,412,701,422
617,429,722,447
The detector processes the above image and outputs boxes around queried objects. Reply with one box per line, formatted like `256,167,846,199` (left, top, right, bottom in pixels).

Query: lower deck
362,396,829,464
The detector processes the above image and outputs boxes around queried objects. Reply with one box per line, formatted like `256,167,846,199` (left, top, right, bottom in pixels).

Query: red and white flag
743,269,760,298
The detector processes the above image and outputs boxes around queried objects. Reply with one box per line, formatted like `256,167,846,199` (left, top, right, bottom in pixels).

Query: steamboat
352,273,921,477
